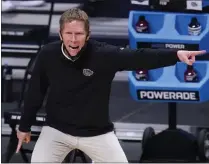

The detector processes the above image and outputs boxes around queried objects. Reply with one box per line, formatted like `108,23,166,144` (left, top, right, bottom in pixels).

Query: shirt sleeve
19,47,49,132
100,44,180,72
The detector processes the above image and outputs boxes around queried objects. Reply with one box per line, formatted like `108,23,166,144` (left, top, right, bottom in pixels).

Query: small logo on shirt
83,69,94,77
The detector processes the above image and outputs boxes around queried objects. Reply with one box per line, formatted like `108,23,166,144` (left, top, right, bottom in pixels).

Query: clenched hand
177,50,206,65
16,130,31,153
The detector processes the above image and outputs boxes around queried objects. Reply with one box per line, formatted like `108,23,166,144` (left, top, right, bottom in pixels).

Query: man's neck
61,43,80,62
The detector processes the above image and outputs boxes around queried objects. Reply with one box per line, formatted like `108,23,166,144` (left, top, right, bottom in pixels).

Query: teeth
70,46,79,49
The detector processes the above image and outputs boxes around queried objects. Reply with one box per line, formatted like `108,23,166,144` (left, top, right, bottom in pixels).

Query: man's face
60,20,89,56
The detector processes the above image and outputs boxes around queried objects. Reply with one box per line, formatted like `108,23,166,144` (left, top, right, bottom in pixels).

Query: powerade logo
137,42,199,51
152,43,185,49
165,44,185,49
137,90,200,101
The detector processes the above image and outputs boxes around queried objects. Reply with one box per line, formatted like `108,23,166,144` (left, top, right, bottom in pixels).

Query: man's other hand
177,50,206,65
16,130,31,153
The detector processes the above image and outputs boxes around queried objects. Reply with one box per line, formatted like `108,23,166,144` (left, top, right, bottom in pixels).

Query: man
16,8,206,163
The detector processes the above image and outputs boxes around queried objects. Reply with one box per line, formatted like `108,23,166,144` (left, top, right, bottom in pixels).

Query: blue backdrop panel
128,11,209,103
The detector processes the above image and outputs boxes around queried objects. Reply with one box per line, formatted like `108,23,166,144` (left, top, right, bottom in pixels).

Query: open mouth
69,45,79,49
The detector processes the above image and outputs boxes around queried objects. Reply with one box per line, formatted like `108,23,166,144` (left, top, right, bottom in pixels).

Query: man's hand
177,50,206,65
16,130,31,153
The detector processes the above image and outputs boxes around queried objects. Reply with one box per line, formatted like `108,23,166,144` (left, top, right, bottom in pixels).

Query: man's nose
71,34,77,42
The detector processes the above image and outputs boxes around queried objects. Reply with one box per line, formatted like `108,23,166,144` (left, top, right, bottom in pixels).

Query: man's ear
59,30,63,41
86,30,91,41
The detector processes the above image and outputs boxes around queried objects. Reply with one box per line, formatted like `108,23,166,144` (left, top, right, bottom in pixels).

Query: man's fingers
189,56,195,63
187,60,193,65
24,136,31,143
184,57,193,65
191,50,206,56
16,139,23,153
185,60,192,65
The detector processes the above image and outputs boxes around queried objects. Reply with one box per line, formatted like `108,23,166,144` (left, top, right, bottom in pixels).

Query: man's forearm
106,47,180,71
19,108,38,132
18,84,47,132
18,52,48,132
133,48,179,70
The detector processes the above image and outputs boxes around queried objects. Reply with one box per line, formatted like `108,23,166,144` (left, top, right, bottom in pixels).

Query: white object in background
7,0,46,7
131,0,149,6
187,0,202,11
2,1,15,12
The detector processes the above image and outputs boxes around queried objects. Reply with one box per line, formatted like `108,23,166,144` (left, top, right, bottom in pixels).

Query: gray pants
31,126,128,163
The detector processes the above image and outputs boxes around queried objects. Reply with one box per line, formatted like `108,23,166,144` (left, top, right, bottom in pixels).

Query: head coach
16,8,206,163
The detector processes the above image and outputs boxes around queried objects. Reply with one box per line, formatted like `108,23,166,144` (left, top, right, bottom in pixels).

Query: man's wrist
176,50,181,61
18,126,31,133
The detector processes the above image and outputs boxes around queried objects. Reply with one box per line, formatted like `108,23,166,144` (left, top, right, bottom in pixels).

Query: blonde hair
59,8,89,33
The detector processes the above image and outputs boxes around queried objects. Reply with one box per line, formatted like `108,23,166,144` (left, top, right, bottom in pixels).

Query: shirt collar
61,43,80,62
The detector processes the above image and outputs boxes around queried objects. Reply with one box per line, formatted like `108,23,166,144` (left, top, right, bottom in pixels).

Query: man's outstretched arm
100,44,206,71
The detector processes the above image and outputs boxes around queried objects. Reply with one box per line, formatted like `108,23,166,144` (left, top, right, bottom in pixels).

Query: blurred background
1,0,209,163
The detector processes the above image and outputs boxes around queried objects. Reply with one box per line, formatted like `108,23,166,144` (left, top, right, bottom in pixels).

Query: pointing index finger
191,50,206,56
16,139,23,153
